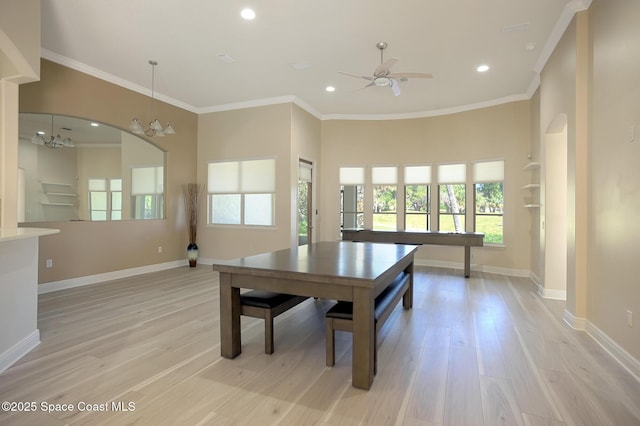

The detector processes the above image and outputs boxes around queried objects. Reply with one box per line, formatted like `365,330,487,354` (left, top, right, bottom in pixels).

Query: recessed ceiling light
477,64,490,73
37,131,45,135
240,8,256,20
90,122,99,127
525,42,537,52
325,86,336,92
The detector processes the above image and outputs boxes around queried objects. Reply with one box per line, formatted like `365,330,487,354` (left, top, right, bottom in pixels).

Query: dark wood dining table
211,241,418,390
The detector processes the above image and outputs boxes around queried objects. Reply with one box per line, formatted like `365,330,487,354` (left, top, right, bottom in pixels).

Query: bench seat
240,290,308,354
325,271,411,373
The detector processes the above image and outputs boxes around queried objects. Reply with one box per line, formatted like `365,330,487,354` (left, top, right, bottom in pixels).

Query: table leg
219,272,241,358
352,286,375,390
403,262,414,309
464,246,471,278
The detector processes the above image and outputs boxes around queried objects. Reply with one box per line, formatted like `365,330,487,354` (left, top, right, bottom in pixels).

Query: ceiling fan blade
338,71,374,81
388,72,433,79
374,57,398,77
390,79,401,96
354,81,377,91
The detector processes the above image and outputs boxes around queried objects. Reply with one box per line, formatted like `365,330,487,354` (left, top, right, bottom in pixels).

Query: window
88,178,122,221
438,164,466,232
340,167,365,230
404,165,431,231
371,167,397,231
473,160,504,243
208,158,276,226
131,166,164,219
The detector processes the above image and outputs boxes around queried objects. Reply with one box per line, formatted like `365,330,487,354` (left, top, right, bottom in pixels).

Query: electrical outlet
627,310,633,327
46,259,53,268
157,246,163,253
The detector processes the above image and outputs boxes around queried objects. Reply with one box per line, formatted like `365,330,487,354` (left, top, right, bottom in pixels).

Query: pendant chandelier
129,60,176,137
31,115,75,148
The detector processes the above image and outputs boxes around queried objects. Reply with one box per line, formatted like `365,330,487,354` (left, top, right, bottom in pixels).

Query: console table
342,229,483,278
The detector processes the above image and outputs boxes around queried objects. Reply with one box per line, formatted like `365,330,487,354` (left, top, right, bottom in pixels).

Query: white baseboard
585,321,640,383
38,260,187,294
537,285,567,301
563,309,587,330
412,258,530,278
0,330,40,374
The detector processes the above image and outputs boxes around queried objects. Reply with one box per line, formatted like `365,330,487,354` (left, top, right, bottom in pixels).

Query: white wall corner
564,308,587,330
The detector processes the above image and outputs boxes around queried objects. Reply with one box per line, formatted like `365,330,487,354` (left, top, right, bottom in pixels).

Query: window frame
207,158,276,227
472,160,505,244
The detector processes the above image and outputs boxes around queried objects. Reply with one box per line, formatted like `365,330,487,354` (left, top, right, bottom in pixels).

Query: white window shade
208,161,239,193
473,160,504,182
299,163,312,182
404,166,431,184
131,166,164,195
340,167,365,185
437,164,466,184
241,159,275,192
88,178,106,191
371,166,397,184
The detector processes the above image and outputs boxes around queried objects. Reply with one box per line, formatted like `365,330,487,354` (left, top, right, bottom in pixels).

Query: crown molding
533,0,592,75
42,0,593,124
41,49,200,114
321,93,530,121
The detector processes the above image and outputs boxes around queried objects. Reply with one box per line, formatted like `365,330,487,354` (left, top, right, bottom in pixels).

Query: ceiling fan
339,42,433,96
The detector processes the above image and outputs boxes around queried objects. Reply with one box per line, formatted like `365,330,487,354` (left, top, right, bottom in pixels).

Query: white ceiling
40,0,590,120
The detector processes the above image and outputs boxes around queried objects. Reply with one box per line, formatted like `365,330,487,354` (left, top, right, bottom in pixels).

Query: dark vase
187,242,199,267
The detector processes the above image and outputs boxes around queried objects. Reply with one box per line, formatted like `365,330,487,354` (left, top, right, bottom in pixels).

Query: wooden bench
240,290,308,354
325,271,411,373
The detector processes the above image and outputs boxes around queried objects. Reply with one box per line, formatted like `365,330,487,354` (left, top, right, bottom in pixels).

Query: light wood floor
1,266,639,425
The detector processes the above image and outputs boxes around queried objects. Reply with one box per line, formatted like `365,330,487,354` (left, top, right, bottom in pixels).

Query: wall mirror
18,113,166,223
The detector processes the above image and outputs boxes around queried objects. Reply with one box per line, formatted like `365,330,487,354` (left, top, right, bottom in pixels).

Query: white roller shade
299,163,312,182
371,166,397,184
131,166,164,195
241,159,275,192
404,165,431,184
437,164,466,184
88,178,106,191
339,167,365,185
473,160,504,182
208,161,239,193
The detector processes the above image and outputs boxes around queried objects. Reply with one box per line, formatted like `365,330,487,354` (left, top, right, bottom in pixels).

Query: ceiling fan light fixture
374,77,390,87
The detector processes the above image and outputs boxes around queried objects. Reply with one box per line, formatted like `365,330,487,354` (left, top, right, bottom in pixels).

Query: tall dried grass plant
182,183,203,244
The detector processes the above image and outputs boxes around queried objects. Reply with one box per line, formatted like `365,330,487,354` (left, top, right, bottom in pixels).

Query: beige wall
291,104,322,246
0,0,40,229
197,103,294,259
588,0,640,361
319,102,532,272
19,60,198,283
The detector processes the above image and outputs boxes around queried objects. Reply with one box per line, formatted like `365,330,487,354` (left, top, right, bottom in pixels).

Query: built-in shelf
521,183,541,190
44,192,78,197
40,182,77,208
523,162,540,209
41,202,74,206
